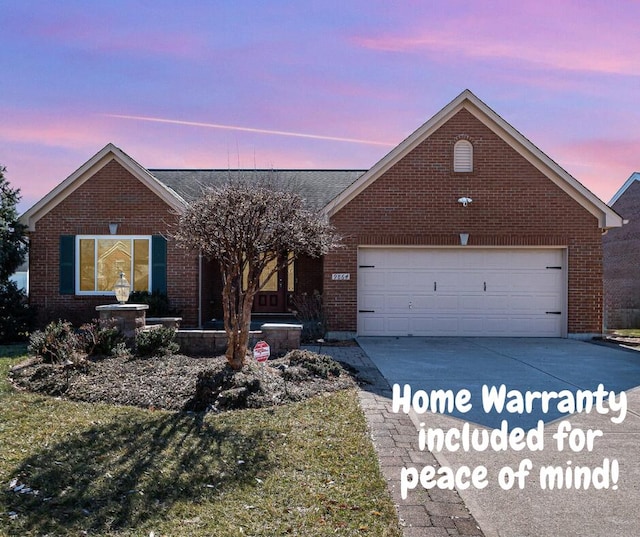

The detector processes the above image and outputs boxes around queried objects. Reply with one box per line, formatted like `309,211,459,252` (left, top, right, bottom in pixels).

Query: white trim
19,143,188,231
75,235,152,295
357,244,569,250
323,90,623,230
609,172,640,205
453,139,473,172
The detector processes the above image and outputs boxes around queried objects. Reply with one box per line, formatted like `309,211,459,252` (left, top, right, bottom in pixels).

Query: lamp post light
97,271,146,340
114,271,131,304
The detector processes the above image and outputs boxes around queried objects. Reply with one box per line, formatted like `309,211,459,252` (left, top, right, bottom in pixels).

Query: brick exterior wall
29,159,200,327
603,179,640,328
325,109,604,336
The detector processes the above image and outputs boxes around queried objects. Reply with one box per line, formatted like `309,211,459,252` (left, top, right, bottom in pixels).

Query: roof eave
608,172,640,206
19,143,187,231
462,96,623,230
323,90,623,229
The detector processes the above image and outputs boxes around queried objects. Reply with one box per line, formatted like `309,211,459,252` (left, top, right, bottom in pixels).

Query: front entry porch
199,254,323,326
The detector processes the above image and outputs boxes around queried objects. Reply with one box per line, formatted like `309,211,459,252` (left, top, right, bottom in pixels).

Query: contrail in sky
104,113,395,147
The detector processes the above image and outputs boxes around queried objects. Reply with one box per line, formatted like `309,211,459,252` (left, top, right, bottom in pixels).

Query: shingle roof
149,169,366,211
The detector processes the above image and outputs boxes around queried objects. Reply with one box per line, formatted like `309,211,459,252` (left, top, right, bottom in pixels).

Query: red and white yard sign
253,340,270,363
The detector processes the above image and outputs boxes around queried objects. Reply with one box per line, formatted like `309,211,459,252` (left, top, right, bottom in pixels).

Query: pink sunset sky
2,0,639,214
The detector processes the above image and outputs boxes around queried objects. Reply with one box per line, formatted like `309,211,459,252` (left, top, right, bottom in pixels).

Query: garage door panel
460,294,488,310
510,294,560,311
482,295,512,311
386,317,410,333
359,272,385,288
386,270,412,287
502,272,561,291
433,318,461,335
359,316,385,333
358,248,565,337
433,295,460,311
436,272,480,291
359,293,385,310
411,296,433,310
459,316,487,334
413,251,455,269
387,295,412,310
507,317,557,336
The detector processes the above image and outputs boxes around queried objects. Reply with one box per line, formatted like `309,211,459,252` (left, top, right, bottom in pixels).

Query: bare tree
173,180,340,370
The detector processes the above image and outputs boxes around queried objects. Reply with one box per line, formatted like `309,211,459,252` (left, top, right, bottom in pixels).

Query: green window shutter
59,235,75,295
151,235,167,294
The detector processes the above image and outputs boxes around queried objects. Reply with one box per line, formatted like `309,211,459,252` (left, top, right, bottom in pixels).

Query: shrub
0,281,35,343
28,320,79,364
111,341,133,359
291,291,325,342
134,326,179,357
129,290,180,317
285,349,342,379
78,319,125,357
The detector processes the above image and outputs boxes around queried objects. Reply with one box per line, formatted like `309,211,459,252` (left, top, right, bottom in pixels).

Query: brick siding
603,179,640,328
29,159,200,327
325,109,604,336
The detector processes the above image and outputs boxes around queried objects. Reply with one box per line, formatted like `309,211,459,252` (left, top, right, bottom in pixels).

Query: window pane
97,239,131,292
260,257,279,291
243,254,280,292
79,239,95,291
287,252,295,292
133,239,149,291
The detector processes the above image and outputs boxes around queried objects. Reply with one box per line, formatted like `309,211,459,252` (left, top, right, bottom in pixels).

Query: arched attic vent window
453,139,473,172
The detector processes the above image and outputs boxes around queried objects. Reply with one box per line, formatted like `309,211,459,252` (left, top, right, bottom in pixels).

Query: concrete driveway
357,337,640,537
358,337,640,429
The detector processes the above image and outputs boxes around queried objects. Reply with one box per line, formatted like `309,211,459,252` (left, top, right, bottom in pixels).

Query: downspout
198,250,203,328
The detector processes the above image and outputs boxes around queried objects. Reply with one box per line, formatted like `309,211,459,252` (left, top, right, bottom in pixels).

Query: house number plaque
331,273,351,281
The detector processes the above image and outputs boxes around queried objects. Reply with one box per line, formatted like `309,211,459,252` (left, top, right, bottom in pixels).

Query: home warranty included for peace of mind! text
393,383,627,424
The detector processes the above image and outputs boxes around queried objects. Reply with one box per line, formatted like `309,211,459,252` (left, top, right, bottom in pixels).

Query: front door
252,256,293,313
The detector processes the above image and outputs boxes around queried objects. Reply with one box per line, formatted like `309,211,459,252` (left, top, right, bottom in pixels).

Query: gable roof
20,143,188,231
151,169,365,211
19,91,623,232
323,89,624,229
609,172,640,205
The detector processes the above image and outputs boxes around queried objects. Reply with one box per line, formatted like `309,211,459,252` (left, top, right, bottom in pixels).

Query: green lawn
0,345,401,536
611,329,640,338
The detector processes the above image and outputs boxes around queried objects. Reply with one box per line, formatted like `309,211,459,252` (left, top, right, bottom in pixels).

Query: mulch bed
8,349,357,412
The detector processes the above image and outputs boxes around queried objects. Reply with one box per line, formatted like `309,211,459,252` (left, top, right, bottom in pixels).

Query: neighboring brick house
603,172,640,328
21,90,623,338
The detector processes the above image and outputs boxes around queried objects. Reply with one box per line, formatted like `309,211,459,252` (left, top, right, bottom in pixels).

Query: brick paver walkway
305,343,485,537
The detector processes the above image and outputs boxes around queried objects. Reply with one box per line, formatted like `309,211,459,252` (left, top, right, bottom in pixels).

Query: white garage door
358,248,565,337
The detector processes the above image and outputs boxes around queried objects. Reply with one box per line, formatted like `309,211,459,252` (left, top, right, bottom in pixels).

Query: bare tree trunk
222,272,244,370
222,269,256,371
226,330,248,371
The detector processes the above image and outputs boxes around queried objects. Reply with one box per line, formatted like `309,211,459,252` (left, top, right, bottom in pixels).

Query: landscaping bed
0,346,402,537
8,349,357,412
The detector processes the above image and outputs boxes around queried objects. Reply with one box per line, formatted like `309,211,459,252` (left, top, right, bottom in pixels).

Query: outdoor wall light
458,197,473,207
460,233,470,246
109,222,119,235
114,271,131,304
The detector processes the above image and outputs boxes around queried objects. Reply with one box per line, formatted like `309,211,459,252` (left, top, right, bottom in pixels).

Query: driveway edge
308,344,485,537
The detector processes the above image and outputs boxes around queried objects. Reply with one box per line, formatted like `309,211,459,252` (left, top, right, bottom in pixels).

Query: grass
611,329,640,338
0,345,401,536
